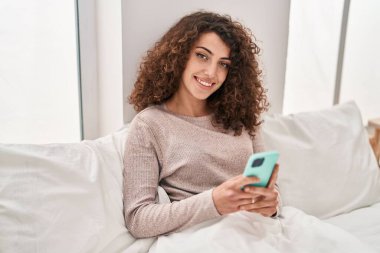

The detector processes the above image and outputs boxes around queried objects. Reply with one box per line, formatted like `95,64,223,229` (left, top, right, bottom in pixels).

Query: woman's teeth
196,77,213,87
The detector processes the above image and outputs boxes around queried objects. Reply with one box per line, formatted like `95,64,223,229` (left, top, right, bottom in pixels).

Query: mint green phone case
243,151,279,188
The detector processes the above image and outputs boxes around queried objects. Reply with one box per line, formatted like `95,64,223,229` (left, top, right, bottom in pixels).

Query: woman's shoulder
132,104,167,125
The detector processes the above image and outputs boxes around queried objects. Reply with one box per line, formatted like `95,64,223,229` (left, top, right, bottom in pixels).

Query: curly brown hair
129,11,269,137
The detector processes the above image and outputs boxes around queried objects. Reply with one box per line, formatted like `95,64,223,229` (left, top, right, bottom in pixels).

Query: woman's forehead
192,32,231,57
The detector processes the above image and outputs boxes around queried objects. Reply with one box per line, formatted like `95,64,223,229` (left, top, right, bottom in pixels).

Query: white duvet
125,206,377,253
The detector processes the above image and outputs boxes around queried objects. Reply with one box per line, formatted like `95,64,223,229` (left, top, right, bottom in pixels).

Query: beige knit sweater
123,105,268,238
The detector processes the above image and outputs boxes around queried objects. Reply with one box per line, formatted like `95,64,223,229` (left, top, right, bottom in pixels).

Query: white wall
340,0,380,122
283,0,380,123
95,0,124,137
77,0,99,140
0,0,81,144
121,0,291,122
283,0,344,114
77,0,124,139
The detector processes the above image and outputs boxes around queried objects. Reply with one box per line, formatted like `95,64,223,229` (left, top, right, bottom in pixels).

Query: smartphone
243,151,279,188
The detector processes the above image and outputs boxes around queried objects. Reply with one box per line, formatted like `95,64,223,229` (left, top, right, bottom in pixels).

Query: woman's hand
239,164,280,217
212,175,261,215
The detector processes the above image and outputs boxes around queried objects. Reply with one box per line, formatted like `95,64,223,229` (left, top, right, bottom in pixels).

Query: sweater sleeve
123,117,220,238
252,127,266,153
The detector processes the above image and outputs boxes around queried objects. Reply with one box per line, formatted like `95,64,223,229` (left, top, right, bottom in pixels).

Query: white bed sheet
325,202,380,252
139,206,377,253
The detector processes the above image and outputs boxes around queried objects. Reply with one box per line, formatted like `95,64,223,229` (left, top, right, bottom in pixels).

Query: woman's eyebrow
196,46,231,60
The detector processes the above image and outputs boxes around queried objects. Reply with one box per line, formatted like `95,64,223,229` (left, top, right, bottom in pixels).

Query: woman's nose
204,62,218,78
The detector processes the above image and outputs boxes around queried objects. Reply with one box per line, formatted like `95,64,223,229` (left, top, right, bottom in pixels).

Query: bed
1,101,379,252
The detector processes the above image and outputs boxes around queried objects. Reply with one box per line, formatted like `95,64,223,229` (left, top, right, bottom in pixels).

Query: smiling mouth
195,76,215,87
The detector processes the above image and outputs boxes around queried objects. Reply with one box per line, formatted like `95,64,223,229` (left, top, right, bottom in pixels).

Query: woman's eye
196,53,207,60
219,62,230,69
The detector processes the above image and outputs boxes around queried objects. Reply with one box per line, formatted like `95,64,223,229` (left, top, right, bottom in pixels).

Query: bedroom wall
121,0,291,123
95,0,124,137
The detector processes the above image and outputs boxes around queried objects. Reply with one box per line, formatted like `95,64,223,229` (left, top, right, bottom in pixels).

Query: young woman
123,11,280,239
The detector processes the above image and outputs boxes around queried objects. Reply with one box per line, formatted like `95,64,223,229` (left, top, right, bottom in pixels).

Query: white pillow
0,125,135,253
262,101,380,218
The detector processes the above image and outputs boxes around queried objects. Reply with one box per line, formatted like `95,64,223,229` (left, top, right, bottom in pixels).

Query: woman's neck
165,95,211,117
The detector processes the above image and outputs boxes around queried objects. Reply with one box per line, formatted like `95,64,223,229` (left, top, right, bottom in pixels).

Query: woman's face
179,32,231,102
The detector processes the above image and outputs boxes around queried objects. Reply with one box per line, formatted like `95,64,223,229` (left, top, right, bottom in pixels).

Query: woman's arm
123,118,220,238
